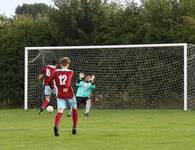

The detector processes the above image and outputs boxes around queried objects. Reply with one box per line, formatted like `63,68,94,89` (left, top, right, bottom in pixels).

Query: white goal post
24,43,192,111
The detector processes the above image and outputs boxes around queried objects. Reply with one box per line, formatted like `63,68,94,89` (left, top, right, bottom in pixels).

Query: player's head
84,73,92,82
60,57,70,68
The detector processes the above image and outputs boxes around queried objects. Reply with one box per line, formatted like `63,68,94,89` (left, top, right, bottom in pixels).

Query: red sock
41,99,49,109
72,109,78,128
54,112,63,128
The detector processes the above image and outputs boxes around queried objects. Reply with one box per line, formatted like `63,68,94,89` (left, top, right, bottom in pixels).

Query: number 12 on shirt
58,75,67,85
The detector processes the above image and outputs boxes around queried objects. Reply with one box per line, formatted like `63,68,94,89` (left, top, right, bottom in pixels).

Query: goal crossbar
25,43,187,50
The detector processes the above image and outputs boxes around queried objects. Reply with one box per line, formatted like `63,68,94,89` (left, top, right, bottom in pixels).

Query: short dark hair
85,73,92,77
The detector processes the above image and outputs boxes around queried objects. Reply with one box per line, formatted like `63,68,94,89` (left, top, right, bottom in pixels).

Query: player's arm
90,83,96,89
48,72,56,88
90,75,95,83
79,72,85,80
65,71,74,89
37,68,45,80
76,72,85,86
37,74,44,80
90,75,96,89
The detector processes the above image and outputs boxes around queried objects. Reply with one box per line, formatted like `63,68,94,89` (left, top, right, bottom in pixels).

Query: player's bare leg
39,95,50,115
72,106,78,135
54,108,64,136
67,107,72,117
84,99,91,117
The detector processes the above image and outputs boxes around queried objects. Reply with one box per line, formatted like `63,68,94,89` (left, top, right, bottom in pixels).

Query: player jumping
67,73,95,117
37,60,58,114
49,57,78,136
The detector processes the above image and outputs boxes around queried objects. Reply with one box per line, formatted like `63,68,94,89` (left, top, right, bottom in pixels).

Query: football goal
24,43,195,111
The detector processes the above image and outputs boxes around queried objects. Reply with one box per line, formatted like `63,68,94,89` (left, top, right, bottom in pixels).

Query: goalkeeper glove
90,75,95,83
79,72,85,80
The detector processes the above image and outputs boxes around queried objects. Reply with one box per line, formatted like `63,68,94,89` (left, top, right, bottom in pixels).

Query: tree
0,16,53,107
15,3,51,18
1,0,195,107
48,0,109,45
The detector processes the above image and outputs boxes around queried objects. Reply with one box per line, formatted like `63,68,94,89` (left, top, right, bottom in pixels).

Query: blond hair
60,57,70,66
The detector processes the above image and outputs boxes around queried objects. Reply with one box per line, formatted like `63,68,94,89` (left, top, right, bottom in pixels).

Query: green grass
0,109,195,150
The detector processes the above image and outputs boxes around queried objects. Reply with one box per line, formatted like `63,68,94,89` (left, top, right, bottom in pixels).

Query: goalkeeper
68,73,95,117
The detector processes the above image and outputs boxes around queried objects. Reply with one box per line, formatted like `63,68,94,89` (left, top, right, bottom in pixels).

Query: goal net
24,44,195,110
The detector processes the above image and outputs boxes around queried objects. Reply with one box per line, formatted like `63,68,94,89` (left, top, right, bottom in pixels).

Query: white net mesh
26,45,193,109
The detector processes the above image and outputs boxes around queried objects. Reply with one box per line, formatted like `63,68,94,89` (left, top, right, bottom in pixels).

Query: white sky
0,0,140,17
0,0,54,17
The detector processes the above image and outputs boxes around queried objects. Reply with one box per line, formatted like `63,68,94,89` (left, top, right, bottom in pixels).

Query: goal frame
24,43,188,111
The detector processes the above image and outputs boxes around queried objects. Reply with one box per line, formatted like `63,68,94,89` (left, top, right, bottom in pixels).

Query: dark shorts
76,97,89,107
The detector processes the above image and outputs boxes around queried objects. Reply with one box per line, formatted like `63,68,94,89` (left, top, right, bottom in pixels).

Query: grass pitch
0,109,195,150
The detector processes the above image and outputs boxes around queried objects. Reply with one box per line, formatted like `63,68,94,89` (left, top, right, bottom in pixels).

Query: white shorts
44,86,52,96
57,98,77,110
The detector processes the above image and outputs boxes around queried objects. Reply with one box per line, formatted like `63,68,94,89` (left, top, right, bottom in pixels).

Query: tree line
0,0,195,107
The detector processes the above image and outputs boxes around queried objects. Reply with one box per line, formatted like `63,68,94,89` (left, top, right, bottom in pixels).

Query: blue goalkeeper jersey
76,81,95,98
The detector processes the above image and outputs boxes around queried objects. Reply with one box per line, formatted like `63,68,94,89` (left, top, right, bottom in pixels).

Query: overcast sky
0,0,140,17
0,0,54,17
